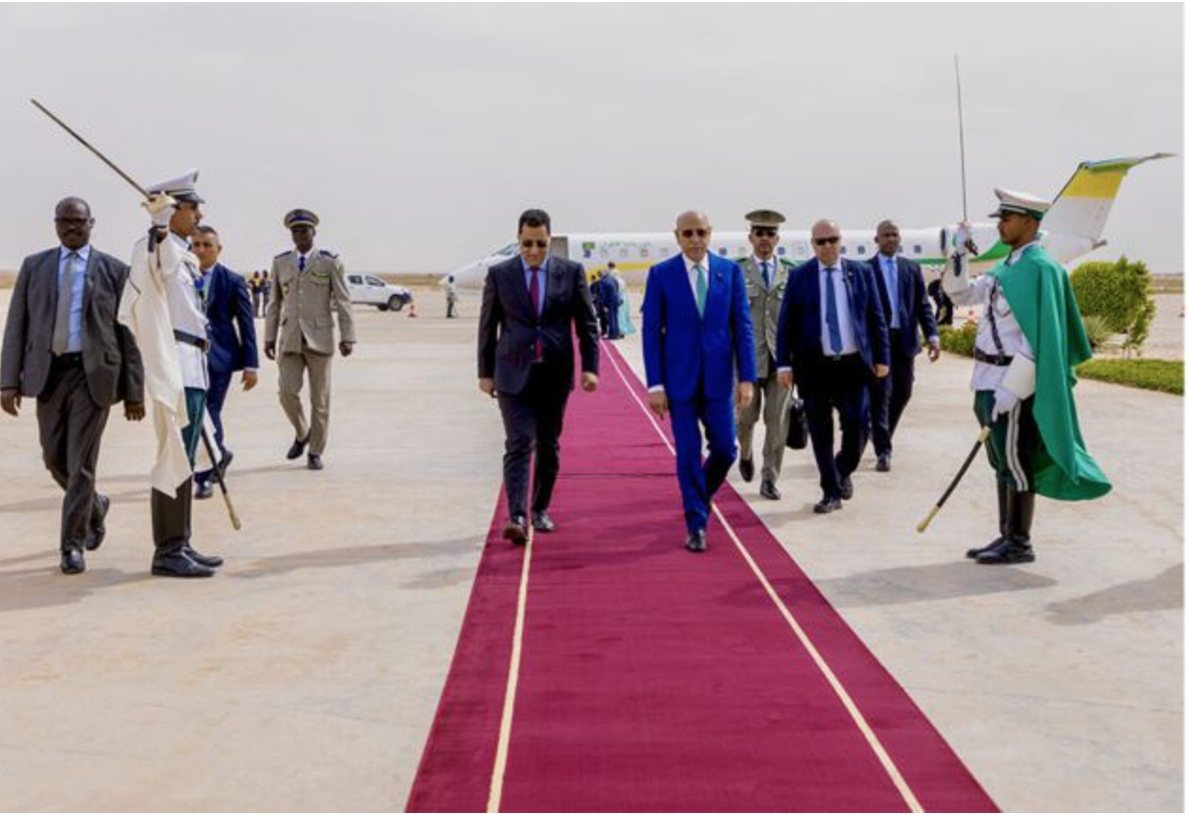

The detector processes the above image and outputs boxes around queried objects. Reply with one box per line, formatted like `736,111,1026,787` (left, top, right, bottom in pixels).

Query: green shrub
1069,257,1157,353
1076,359,1183,395
1079,314,1117,351
939,322,977,357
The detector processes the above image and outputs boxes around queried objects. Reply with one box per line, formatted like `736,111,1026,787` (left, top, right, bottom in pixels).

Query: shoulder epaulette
274,250,293,259
318,249,339,259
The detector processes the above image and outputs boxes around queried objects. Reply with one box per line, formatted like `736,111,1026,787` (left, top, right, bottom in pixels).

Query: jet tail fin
1043,153,1175,243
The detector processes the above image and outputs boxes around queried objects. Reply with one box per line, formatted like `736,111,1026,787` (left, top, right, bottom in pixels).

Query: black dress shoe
531,511,556,533
813,497,842,514
684,529,707,553
976,539,1035,565
760,479,781,500
502,517,528,546
194,481,214,500
966,537,1006,560
307,454,324,471
286,436,310,460
876,454,891,473
85,494,110,551
839,476,854,500
151,550,215,578
184,544,224,568
739,458,755,483
60,548,85,574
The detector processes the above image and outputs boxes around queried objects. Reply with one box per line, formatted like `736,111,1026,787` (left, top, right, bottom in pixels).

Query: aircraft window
641,247,650,259
856,245,867,256
718,247,728,256
619,247,629,259
841,246,848,254
914,245,922,254
366,276,385,286
599,247,609,259
777,246,786,256
348,275,363,285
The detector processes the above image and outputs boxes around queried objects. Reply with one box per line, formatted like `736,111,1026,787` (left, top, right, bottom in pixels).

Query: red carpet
407,342,997,812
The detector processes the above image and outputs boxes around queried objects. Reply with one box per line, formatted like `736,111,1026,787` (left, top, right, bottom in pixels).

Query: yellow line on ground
487,525,534,813
603,342,925,813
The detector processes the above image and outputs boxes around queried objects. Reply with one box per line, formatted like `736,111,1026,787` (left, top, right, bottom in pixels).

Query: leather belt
54,352,83,366
974,348,1013,366
174,330,210,352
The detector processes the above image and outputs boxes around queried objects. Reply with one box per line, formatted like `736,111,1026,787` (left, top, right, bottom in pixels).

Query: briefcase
786,396,809,450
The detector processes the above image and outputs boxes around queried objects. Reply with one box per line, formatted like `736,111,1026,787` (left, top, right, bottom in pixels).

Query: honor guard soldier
736,210,793,500
264,209,356,470
943,188,1111,564
118,170,222,577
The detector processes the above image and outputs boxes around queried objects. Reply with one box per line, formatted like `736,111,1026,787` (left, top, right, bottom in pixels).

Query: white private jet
446,154,1172,289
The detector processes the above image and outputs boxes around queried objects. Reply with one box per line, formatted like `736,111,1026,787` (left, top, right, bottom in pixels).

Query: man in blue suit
643,211,756,553
866,220,940,472
776,220,889,513
191,226,259,499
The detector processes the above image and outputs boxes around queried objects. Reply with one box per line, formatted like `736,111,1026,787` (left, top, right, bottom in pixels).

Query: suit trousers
870,333,916,457
278,344,332,456
36,358,110,553
195,368,233,485
737,370,791,483
803,355,871,500
497,364,570,520
670,391,737,534
151,387,205,554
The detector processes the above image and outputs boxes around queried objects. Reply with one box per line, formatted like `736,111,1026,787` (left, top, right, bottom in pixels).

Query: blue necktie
824,266,843,355
883,259,897,326
762,261,771,290
298,255,306,273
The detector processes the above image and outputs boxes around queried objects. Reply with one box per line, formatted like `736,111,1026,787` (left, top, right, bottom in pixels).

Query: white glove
992,385,1019,418
143,193,177,227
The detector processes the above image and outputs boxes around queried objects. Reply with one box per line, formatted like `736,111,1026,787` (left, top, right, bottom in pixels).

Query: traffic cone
408,300,418,318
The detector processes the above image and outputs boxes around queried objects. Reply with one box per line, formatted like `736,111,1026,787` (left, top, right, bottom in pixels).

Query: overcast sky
0,3,1182,274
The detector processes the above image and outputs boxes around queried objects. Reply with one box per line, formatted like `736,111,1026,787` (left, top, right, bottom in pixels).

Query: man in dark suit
642,211,756,552
866,220,940,472
1,197,145,574
477,209,600,545
776,219,889,513
190,226,259,498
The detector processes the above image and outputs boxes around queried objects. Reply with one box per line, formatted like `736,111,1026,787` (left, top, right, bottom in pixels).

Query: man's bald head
811,219,842,266
675,211,712,263
875,219,901,257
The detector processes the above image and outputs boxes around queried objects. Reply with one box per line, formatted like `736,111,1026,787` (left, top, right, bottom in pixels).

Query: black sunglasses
814,236,841,246
520,240,549,249
680,228,709,238
751,228,778,238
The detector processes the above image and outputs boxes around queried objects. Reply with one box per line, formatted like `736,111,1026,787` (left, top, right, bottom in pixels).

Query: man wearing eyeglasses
776,219,889,514
642,211,756,553
477,209,600,546
942,189,1110,565
735,210,793,501
866,220,940,474
1,198,145,575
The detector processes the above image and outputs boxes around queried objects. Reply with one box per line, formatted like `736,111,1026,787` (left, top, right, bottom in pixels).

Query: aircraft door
549,236,570,260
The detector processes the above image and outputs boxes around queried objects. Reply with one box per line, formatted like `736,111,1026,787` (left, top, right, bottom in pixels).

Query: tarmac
0,288,1182,811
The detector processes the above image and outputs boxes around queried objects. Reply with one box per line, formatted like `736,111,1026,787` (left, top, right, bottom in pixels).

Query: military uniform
944,189,1111,564
736,210,793,498
265,210,356,463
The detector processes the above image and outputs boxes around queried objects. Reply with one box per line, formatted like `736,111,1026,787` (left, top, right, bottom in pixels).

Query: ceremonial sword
916,426,991,533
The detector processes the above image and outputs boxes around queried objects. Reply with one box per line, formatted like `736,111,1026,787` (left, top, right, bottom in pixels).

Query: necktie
298,255,306,273
529,267,543,362
824,267,843,355
694,263,707,317
195,273,208,306
762,261,771,290
52,252,78,355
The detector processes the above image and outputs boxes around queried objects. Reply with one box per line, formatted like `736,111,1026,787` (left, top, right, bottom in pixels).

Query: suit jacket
739,256,791,379
477,256,600,396
1,247,144,408
775,258,889,394
265,249,356,355
641,253,757,402
866,254,938,359
204,263,259,375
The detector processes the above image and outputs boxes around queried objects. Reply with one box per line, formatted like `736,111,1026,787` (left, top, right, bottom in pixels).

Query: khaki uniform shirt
265,247,356,355
740,256,790,379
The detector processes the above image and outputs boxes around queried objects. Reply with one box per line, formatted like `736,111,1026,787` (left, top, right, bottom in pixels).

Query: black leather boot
978,490,1036,564
967,481,1010,559
151,479,214,578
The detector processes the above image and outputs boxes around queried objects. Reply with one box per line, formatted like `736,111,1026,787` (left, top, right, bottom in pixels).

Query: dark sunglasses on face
751,228,777,238
814,236,841,246
520,240,548,249
680,228,709,238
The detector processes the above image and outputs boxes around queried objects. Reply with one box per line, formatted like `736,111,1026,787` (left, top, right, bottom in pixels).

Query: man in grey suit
264,209,356,471
1,198,145,574
736,210,793,500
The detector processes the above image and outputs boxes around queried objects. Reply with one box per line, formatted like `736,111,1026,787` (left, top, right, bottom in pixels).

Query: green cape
994,245,1112,501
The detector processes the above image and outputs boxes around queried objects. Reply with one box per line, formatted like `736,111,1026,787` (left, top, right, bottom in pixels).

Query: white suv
346,273,413,312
